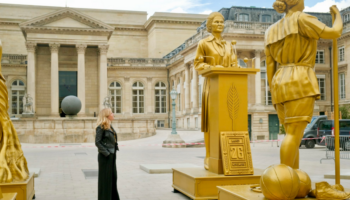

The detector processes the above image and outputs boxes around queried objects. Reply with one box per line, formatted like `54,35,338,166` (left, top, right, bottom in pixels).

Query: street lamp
162,87,185,148
170,88,178,134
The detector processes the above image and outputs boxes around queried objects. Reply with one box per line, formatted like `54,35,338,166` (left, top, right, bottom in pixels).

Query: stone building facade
1,3,350,143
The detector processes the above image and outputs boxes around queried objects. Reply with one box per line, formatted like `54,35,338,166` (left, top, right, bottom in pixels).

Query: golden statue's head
273,0,304,13
206,12,225,33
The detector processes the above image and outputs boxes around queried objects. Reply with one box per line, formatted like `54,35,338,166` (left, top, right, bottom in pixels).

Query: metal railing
320,135,350,163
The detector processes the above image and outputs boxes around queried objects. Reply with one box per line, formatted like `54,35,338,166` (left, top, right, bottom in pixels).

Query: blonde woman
95,108,120,200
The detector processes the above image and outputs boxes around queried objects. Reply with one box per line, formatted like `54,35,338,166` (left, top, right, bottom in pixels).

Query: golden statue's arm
194,41,212,71
265,47,276,87
320,5,343,39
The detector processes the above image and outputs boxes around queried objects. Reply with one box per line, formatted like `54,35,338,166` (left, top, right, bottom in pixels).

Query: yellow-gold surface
0,40,29,183
220,132,253,176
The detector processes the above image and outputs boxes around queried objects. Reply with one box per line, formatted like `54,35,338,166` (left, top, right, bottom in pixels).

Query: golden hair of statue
0,40,29,183
261,0,349,198
194,12,238,170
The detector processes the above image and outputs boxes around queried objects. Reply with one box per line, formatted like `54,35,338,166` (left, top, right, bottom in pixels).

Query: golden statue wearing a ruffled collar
194,12,238,170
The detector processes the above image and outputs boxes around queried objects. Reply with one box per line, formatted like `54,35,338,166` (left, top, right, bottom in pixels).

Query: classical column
49,43,60,116
76,44,87,115
26,42,37,112
147,77,153,113
192,65,199,112
98,44,109,111
123,77,131,115
255,50,261,105
185,64,190,113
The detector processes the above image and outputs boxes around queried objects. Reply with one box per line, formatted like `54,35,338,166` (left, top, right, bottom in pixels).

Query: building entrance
59,71,77,116
268,114,280,140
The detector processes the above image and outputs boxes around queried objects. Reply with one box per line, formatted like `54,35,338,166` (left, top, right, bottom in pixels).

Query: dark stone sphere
61,96,81,115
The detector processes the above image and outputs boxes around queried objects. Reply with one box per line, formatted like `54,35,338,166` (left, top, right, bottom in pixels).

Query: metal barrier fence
320,135,350,163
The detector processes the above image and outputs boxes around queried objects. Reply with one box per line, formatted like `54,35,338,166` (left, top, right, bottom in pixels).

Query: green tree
339,105,350,119
279,124,286,135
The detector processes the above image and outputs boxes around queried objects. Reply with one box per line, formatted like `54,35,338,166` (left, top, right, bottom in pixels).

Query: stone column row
26,42,37,111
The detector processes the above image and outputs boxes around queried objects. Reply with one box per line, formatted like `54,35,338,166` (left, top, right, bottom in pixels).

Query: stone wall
13,118,156,143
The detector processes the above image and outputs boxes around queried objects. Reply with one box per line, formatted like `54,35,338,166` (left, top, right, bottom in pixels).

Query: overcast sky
0,0,349,17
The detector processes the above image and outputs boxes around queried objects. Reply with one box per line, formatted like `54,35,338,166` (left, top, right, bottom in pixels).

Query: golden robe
265,11,325,105
194,35,237,132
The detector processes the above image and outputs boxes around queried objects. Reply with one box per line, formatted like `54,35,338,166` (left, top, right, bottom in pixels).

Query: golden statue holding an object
0,40,29,183
194,12,238,170
259,0,350,198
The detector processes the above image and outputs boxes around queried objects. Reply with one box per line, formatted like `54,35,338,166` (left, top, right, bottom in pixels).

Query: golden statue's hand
330,5,340,15
203,64,211,69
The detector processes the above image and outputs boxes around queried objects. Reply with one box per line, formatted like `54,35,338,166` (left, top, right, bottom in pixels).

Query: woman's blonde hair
96,108,112,130
273,0,299,13
206,12,225,33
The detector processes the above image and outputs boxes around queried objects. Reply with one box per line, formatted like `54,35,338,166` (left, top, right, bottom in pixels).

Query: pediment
43,17,92,28
19,8,114,30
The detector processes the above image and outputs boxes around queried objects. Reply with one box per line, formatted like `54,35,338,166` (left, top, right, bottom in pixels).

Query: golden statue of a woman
194,12,238,170
0,40,29,183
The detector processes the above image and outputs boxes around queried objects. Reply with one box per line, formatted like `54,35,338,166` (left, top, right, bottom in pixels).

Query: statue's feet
204,157,209,170
314,182,350,200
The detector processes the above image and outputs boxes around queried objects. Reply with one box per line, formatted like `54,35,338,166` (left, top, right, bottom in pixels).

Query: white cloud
305,0,350,12
200,9,212,14
0,0,209,17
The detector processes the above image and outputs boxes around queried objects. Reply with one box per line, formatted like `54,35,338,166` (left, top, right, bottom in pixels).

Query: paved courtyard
22,130,350,200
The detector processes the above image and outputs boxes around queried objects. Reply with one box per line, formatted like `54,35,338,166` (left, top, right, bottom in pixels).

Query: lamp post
170,88,178,134
162,88,186,148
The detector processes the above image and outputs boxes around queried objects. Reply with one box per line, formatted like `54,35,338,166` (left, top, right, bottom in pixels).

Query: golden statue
0,40,29,183
194,12,238,170
261,0,350,198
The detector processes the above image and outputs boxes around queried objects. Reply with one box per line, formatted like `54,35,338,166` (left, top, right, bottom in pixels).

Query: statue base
172,167,262,200
1,193,17,200
0,173,35,200
217,184,350,200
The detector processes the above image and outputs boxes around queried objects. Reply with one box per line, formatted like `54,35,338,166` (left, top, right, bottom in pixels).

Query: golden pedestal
1,193,17,200
217,185,350,200
172,68,260,199
0,173,35,200
173,168,263,200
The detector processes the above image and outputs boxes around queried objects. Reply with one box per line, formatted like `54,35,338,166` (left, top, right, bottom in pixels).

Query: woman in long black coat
95,108,120,200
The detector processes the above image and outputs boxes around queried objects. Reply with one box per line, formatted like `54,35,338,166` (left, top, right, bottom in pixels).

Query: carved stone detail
25,42,37,53
98,44,109,55
49,43,60,53
76,44,87,54
124,76,130,82
147,77,152,81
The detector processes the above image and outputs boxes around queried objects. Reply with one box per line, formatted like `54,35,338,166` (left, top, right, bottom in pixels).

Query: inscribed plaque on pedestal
220,131,254,176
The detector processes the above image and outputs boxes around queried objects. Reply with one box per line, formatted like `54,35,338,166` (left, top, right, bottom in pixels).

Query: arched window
132,82,144,113
11,80,25,115
238,13,249,22
261,60,266,67
262,15,271,22
109,82,122,113
177,78,181,111
155,82,167,113
238,59,247,68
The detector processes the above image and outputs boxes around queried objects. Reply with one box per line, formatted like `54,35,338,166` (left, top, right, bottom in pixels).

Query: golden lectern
172,67,262,200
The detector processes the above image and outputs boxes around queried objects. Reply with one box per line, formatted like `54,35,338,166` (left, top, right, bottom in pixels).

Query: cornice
21,26,113,38
167,57,185,70
0,21,19,25
2,64,27,68
145,20,203,30
114,27,146,31
108,66,167,70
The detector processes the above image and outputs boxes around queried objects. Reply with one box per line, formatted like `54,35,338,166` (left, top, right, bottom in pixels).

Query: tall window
340,73,346,99
261,72,272,105
262,15,271,22
132,82,144,113
109,82,122,113
238,59,247,68
238,14,249,21
317,77,326,100
261,60,266,67
339,47,345,62
11,80,25,115
199,76,202,107
155,82,166,113
316,50,324,64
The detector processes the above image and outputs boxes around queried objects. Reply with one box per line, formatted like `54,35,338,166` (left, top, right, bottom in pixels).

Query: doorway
59,71,77,116
248,114,252,140
268,114,279,140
